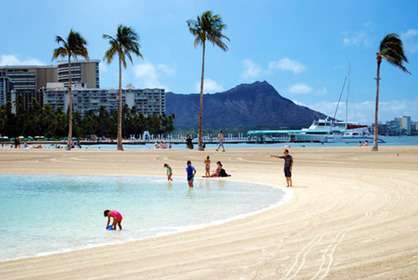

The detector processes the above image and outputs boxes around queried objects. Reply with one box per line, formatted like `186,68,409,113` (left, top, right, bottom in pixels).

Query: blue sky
1,0,417,123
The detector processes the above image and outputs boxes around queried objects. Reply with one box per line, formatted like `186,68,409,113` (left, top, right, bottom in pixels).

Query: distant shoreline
1,135,417,147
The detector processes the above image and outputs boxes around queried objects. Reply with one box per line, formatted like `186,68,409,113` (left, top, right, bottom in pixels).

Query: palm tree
103,25,143,151
373,33,410,151
53,30,88,150
187,11,229,150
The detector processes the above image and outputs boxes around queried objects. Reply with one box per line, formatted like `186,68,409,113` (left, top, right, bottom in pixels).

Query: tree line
0,102,174,139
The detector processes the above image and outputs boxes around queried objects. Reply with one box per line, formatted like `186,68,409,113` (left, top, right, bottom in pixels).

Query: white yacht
299,118,375,143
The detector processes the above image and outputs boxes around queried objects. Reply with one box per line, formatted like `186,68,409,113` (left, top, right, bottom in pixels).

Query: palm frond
68,30,89,60
55,35,67,46
103,34,116,42
381,49,410,73
104,45,117,64
52,47,68,60
379,33,410,74
53,30,88,61
103,25,142,68
187,10,229,51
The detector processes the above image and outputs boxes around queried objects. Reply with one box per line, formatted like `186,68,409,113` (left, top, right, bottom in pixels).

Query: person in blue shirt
186,160,197,187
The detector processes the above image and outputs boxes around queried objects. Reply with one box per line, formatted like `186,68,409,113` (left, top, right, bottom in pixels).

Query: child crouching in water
104,209,123,230
164,163,173,181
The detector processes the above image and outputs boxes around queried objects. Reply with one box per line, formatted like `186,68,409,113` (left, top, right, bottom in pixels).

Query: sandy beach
0,146,417,279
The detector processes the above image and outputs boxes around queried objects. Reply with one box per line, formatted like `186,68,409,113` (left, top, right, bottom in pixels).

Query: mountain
166,81,327,131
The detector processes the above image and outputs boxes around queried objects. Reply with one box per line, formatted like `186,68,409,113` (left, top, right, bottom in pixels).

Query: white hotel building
43,83,166,117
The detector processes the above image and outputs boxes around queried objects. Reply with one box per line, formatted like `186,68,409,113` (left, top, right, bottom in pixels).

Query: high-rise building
411,122,418,135
383,116,414,135
0,66,57,111
43,83,165,117
0,60,100,112
57,60,100,88
0,72,12,106
398,116,411,135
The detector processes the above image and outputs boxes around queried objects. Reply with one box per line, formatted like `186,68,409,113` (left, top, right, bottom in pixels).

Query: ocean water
0,175,287,261
38,136,418,150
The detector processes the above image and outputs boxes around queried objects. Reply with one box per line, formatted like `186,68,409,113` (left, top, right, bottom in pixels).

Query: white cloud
401,29,418,53
342,31,369,47
307,99,418,123
0,54,44,66
195,78,224,93
288,83,312,95
401,29,418,39
132,62,174,89
157,64,175,76
268,58,306,74
241,59,262,79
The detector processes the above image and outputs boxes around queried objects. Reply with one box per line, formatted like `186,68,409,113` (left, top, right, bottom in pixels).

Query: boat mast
333,75,347,124
345,63,351,125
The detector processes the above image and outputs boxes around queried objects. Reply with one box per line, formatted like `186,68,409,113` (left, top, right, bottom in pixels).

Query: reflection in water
186,187,194,199
167,182,173,191
116,177,124,193
217,179,226,189
203,179,211,191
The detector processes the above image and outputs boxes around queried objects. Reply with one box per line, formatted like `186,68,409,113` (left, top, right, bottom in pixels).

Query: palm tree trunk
117,56,124,151
372,55,381,151
198,41,206,150
67,55,73,150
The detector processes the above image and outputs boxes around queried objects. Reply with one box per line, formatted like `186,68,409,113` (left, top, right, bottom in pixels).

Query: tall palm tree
52,30,88,150
187,11,229,150
373,33,410,151
103,25,143,151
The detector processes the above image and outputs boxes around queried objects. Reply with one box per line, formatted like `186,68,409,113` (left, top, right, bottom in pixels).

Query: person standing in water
164,163,173,182
216,130,225,152
186,160,196,187
204,156,211,177
271,149,293,187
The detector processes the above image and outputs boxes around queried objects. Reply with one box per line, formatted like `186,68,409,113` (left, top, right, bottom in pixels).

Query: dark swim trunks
186,165,196,182
284,167,292,178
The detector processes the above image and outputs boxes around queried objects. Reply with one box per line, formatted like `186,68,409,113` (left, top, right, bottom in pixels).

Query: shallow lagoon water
0,175,286,261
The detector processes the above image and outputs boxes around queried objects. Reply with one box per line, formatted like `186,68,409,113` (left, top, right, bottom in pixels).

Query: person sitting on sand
164,163,173,181
104,209,123,230
271,149,293,187
186,160,196,187
362,140,369,147
204,156,211,177
210,161,222,177
210,161,231,177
